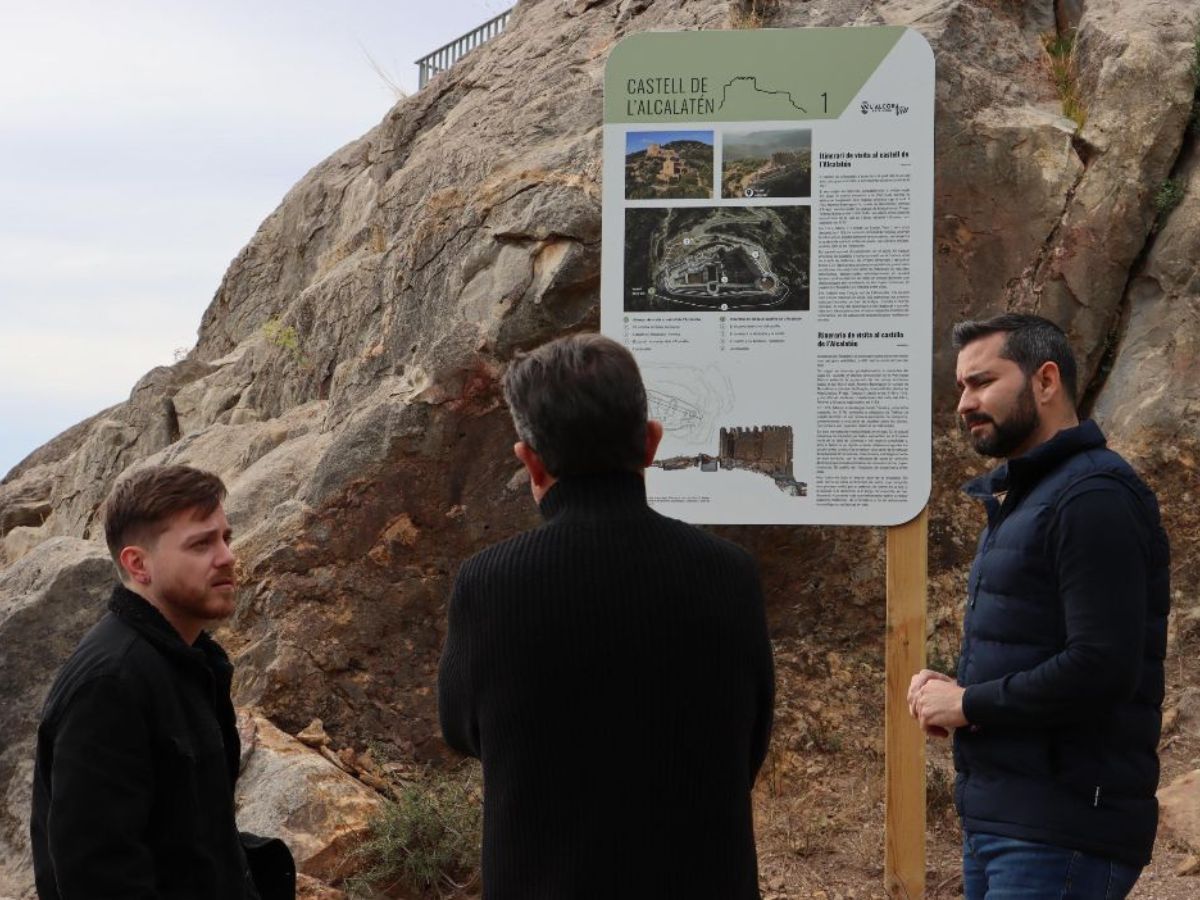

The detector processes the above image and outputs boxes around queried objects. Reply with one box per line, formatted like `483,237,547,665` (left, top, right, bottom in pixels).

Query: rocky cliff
3,0,1199,896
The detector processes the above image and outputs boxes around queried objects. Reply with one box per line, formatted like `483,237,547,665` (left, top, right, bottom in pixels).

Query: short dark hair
104,465,227,566
952,313,1078,403
501,334,648,477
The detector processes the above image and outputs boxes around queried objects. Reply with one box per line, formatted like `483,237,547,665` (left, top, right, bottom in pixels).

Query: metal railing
416,7,513,89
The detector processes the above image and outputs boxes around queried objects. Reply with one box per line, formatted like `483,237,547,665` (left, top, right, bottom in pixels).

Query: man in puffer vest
908,314,1170,899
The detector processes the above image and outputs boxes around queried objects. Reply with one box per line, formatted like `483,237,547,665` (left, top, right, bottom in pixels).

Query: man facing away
909,314,1170,898
438,333,775,900
31,464,293,899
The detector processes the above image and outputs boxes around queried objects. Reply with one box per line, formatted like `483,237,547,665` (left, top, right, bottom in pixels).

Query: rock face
2,0,1199,894
235,713,383,881
1159,770,1200,856
0,539,113,897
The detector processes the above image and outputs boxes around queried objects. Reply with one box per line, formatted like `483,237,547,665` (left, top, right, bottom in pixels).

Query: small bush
926,759,957,819
262,318,300,353
1191,26,1200,85
1190,27,1200,133
262,318,315,371
346,768,482,898
1155,177,1186,220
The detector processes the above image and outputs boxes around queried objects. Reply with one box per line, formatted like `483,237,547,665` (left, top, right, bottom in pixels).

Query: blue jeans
963,831,1141,899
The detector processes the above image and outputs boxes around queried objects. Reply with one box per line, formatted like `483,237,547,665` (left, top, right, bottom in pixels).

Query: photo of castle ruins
722,128,812,199
624,206,810,312
653,425,806,496
624,130,714,199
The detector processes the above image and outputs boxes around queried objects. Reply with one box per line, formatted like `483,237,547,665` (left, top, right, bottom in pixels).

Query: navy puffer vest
954,420,1170,867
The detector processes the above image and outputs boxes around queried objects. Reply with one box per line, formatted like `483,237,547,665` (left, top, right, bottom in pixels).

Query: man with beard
31,464,293,899
908,314,1170,899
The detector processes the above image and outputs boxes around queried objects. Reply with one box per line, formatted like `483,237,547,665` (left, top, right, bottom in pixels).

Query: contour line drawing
644,363,735,446
717,76,807,114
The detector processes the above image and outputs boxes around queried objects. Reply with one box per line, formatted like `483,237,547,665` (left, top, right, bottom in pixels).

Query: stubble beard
159,572,237,625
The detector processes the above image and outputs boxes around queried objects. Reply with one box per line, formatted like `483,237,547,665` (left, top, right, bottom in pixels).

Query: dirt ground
372,430,1200,900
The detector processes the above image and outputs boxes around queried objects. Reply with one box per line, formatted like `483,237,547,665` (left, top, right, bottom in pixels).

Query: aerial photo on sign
722,128,812,198
624,206,810,311
624,130,714,199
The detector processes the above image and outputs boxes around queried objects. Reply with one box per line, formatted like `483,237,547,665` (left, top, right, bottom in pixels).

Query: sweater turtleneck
537,470,652,522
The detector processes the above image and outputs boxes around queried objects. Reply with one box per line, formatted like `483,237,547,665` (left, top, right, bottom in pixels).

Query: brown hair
104,465,227,567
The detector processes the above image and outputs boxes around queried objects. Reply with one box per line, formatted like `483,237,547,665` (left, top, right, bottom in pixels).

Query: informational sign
601,28,934,526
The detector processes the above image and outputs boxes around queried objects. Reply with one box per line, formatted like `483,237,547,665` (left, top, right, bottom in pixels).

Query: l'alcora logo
861,100,910,116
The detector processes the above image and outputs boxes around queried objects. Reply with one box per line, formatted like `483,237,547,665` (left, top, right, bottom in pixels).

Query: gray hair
501,334,648,477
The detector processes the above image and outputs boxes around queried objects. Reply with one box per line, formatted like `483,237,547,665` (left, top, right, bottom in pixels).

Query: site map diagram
625,207,811,312
643,362,734,445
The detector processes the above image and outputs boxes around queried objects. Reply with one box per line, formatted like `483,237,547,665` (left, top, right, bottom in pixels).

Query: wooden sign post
885,507,929,898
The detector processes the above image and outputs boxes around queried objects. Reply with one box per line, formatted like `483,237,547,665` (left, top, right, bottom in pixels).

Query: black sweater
439,473,774,899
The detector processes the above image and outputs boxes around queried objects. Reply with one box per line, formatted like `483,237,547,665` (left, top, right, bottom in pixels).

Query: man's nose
957,388,976,417
214,539,235,568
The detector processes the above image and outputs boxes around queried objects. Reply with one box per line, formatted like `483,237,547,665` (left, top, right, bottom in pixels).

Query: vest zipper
1093,785,1102,808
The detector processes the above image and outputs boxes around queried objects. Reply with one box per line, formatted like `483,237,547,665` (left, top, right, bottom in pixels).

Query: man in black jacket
30,464,293,899
438,333,775,900
909,314,1170,899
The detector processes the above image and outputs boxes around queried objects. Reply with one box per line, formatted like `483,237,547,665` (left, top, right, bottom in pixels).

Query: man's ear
514,441,552,488
118,545,151,586
644,420,664,468
1033,361,1062,405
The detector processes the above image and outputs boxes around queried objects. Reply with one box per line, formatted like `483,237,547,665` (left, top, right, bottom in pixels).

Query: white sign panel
601,27,934,525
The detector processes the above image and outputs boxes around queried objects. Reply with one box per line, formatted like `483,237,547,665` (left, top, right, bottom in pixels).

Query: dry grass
730,0,779,29
1042,32,1087,129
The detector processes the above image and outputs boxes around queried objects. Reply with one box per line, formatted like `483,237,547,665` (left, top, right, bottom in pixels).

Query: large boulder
1159,770,1200,856
235,713,383,882
0,539,112,896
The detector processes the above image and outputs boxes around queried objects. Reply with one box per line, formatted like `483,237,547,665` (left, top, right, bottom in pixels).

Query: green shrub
347,768,482,898
1190,27,1200,133
926,758,956,819
262,318,300,353
262,318,316,371
1191,26,1200,85
1155,177,1186,219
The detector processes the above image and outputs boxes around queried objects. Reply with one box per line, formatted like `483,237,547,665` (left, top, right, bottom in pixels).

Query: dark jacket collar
963,419,1107,502
538,471,650,521
109,584,231,676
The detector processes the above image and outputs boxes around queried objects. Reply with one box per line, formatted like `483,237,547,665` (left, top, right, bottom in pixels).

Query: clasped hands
907,669,968,738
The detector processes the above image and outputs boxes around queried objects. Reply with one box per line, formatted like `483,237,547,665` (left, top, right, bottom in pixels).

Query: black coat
31,586,265,899
955,421,1171,866
438,473,775,900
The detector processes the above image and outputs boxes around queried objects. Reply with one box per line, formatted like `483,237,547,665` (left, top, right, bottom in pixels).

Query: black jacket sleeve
438,568,481,758
45,675,158,899
962,481,1149,729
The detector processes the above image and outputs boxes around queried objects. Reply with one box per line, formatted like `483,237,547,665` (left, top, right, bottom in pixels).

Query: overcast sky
0,0,510,478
